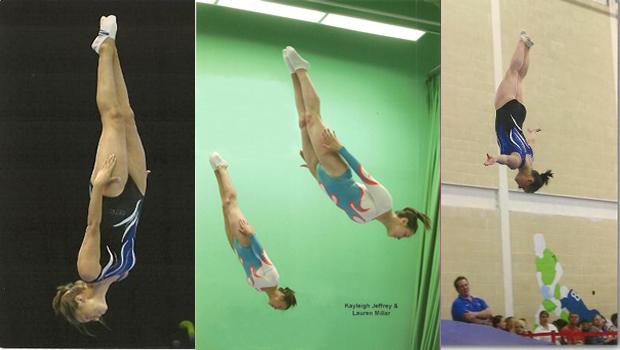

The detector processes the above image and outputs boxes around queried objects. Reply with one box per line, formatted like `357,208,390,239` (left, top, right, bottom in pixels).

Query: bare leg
214,167,250,248
516,45,530,102
494,40,529,109
291,74,318,178
111,45,148,195
295,69,348,177
90,39,128,197
518,43,530,79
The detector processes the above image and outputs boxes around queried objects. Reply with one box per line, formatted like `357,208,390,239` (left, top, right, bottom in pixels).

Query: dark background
0,0,195,347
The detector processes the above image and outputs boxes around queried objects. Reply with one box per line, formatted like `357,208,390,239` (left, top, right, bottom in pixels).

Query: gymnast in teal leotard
210,152,297,310
283,46,431,239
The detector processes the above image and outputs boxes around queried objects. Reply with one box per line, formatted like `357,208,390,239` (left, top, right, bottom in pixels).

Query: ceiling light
321,13,424,41
217,0,325,23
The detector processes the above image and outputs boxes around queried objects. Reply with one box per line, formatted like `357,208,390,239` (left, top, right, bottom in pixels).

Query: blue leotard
495,99,533,168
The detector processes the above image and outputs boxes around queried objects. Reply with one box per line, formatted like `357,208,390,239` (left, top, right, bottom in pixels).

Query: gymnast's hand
238,218,256,236
484,153,497,166
526,127,541,144
93,153,121,187
322,128,343,152
527,127,542,135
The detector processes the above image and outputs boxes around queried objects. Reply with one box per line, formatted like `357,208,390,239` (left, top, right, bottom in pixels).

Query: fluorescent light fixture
196,0,217,4
321,14,424,41
217,0,325,23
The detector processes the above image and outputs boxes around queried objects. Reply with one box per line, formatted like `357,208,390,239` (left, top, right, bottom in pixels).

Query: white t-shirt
534,324,559,344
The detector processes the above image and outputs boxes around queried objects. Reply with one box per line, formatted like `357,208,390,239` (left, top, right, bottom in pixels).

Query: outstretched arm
484,153,521,169
526,128,541,147
78,154,120,282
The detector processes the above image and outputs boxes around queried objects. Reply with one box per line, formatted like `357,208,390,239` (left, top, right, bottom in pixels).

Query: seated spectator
533,310,559,345
504,316,515,332
592,313,606,330
562,312,585,345
451,276,493,325
491,315,506,330
552,318,568,345
591,313,616,345
552,318,567,331
514,319,530,336
581,318,603,345
608,313,618,345
519,318,530,333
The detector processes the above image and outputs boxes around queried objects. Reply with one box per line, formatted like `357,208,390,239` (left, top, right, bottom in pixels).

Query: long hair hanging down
52,280,107,336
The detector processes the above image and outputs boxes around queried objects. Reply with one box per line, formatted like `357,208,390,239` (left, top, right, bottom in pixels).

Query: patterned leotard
233,234,279,291
316,147,393,223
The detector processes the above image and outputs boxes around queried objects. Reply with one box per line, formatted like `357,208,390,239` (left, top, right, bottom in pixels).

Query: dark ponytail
526,170,553,193
396,207,432,233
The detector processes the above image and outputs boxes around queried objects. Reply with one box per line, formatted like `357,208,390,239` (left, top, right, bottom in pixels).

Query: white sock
282,49,295,74
284,46,309,72
209,152,228,170
520,31,534,48
91,15,118,54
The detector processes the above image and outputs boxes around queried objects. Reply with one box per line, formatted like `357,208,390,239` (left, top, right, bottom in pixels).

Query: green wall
196,4,439,350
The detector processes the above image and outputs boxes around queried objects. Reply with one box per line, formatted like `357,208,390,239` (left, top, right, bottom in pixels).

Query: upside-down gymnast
484,31,552,193
52,15,148,334
209,153,297,310
282,46,431,239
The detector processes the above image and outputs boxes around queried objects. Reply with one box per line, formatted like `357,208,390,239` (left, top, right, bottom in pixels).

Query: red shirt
561,325,584,345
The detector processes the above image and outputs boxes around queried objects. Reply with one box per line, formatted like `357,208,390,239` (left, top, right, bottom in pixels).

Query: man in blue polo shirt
452,276,493,324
